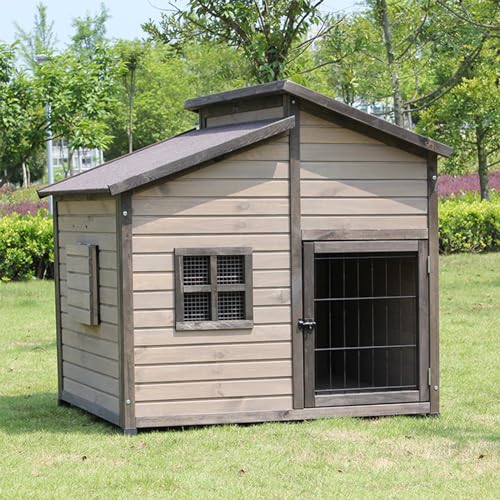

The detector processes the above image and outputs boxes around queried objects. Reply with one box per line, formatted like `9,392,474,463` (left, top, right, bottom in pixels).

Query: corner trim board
53,198,63,402
117,193,136,431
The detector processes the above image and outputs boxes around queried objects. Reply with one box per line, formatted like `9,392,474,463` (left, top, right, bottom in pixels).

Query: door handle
298,318,316,332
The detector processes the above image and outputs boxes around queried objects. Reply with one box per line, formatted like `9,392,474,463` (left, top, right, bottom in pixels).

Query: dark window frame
175,247,253,331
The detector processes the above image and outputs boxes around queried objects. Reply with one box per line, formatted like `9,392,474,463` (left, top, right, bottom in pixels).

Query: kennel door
302,241,429,408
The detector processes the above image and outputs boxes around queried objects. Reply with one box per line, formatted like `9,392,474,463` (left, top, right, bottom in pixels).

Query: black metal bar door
302,240,429,408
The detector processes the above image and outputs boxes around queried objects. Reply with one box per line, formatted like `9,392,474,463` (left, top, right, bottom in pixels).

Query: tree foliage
143,0,331,82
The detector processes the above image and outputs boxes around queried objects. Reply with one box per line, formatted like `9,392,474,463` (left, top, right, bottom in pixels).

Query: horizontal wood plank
133,197,289,217
62,345,119,378
60,249,117,270
58,216,115,233
301,126,382,144
58,199,116,215
206,106,284,127
63,378,119,415
301,215,428,231
58,232,117,251
135,179,289,198
61,313,118,342
301,179,427,197
62,329,118,360
178,161,289,180
134,324,291,347
300,112,341,127
136,378,292,402
135,341,291,365
135,395,293,417
132,216,289,235
63,361,119,396
301,197,427,215
133,235,290,253
227,144,289,162
300,162,427,180
301,144,421,162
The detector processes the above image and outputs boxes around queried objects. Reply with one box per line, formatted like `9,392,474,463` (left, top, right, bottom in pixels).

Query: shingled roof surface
39,117,295,197
186,80,452,158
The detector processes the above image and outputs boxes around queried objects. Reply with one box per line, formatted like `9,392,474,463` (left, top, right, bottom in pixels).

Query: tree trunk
127,68,136,154
376,0,405,127
22,162,29,188
67,148,74,178
476,126,489,201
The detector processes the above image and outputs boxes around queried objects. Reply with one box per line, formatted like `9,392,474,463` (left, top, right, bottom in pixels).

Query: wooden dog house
39,81,451,434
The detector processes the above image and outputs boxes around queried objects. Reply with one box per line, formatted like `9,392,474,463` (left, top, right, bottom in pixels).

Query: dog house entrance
303,241,429,408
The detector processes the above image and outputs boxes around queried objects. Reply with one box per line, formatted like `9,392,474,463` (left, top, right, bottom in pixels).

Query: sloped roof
185,80,452,158
39,117,295,197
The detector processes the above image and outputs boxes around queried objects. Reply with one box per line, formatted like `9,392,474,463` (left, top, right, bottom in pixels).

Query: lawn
0,253,498,499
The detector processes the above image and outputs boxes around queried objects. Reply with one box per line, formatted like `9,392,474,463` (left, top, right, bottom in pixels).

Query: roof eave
38,187,110,199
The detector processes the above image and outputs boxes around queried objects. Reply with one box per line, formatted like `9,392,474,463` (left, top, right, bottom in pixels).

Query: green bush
439,193,500,253
0,212,54,281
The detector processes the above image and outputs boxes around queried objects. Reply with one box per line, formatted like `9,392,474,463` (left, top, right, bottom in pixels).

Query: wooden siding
132,138,293,418
205,106,284,128
300,111,429,232
57,197,120,422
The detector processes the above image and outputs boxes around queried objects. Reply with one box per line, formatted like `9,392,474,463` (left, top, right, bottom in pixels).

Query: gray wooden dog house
39,81,451,434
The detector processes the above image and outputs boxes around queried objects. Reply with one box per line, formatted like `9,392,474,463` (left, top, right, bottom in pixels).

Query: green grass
0,254,498,499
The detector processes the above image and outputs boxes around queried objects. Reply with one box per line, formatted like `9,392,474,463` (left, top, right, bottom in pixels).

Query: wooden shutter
66,244,99,325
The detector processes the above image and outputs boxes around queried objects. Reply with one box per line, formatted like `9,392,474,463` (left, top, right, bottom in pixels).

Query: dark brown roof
185,80,452,158
39,117,295,197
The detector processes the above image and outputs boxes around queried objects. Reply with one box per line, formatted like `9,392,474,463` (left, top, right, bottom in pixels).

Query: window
175,248,253,330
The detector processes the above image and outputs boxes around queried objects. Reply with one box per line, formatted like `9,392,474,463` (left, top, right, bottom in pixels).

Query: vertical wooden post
53,198,64,404
427,153,440,415
286,95,304,409
117,193,136,434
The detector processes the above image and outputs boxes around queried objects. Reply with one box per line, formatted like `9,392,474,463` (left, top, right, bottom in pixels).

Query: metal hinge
427,256,431,275
428,368,432,386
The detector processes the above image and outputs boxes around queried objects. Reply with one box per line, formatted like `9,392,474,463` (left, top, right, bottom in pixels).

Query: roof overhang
185,80,452,158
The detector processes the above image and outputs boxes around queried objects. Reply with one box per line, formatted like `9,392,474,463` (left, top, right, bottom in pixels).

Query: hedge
0,194,498,281
439,193,499,254
0,212,54,281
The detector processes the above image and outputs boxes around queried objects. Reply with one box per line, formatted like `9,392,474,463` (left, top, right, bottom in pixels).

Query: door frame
302,239,430,408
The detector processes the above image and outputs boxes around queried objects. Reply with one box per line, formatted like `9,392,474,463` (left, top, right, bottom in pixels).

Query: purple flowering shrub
438,172,500,198
0,200,49,216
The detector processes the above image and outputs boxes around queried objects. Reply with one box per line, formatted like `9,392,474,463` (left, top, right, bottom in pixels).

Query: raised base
135,402,431,429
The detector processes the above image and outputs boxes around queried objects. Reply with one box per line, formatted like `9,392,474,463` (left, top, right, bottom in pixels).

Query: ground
0,253,498,499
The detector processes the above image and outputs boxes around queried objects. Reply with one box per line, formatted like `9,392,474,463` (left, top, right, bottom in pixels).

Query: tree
143,0,335,82
14,2,57,72
417,43,499,200
70,2,110,58
114,40,147,153
105,40,249,160
0,43,46,186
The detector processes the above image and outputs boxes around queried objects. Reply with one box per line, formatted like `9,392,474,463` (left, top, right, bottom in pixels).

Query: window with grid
175,248,253,330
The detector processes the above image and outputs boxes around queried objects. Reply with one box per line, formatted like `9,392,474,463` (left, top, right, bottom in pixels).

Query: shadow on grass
0,392,118,435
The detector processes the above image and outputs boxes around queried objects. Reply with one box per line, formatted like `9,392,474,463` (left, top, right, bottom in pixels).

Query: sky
1,0,360,48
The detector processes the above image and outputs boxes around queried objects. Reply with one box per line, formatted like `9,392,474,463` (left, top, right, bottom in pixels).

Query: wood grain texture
301,126,382,144
300,162,427,180
301,197,427,215
135,402,431,427
301,180,427,198
62,329,119,360
136,378,292,402
135,341,291,365
62,345,119,378
133,197,289,216
63,378,119,415
301,144,422,162
134,324,291,346
301,215,428,231
58,199,116,215
135,395,293,417
428,154,440,414
63,361,119,396
135,179,289,198
206,106,284,127
135,360,292,383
